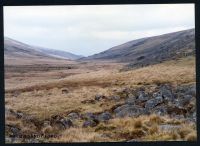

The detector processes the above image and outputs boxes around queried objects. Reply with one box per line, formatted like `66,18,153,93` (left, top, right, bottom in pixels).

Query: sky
4,4,195,56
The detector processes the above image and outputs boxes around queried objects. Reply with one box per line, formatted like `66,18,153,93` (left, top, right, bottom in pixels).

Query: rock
95,94,106,101
121,87,131,94
145,96,163,110
61,88,69,94
153,92,161,98
176,84,196,97
159,85,174,101
167,106,187,116
128,93,135,98
185,85,196,96
192,112,196,122
125,97,136,105
5,137,22,143
25,138,40,143
5,137,14,143
111,95,120,101
159,124,181,132
153,106,167,116
137,91,149,101
114,104,144,118
178,95,193,107
16,112,24,119
6,125,21,137
174,115,185,120
67,112,79,120
12,91,20,97
43,120,51,127
82,120,98,128
58,118,73,129
5,108,11,115
97,112,112,122
155,95,164,103
83,112,97,120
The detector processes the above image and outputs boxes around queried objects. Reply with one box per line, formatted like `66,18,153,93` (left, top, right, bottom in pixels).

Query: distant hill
81,29,195,69
33,47,83,60
4,37,83,60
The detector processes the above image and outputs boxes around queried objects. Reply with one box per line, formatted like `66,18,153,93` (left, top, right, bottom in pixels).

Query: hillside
33,47,83,60
82,29,195,69
4,37,82,61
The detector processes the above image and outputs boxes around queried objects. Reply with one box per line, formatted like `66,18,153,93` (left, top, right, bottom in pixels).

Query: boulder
6,125,21,137
137,91,149,102
57,118,73,129
159,85,174,101
67,112,79,120
114,104,144,118
111,95,120,101
97,112,112,122
145,96,163,110
83,112,97,120
125,97,136,105
176,84,196,97
95,94,106,101
153,106,167,116
82,120,98,128
178,95,193,107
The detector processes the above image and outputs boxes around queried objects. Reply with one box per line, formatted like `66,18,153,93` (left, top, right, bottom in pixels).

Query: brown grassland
5,56,196,142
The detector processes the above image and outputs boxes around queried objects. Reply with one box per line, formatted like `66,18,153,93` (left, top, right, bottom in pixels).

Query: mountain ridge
81,28,195,69
4,37,83,60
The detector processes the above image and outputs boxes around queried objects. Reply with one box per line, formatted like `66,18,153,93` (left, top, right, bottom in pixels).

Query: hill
82,29,195,69
4,37,82,61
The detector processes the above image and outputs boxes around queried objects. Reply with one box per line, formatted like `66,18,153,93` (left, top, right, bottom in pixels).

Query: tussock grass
49,128,110,142
5,56,196,142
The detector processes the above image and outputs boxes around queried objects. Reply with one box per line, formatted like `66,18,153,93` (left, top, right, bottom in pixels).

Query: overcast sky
4,4,194,56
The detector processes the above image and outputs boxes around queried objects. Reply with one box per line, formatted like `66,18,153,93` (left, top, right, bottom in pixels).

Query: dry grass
5,57,195,120
49,128,110,142
5,56,196,142
61,114,196,142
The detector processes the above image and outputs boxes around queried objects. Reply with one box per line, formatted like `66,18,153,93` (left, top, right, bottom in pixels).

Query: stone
83,112,97,120
167,106,187,116
82,120,97,128
111,95,120,101
114,104,144,118
185,85,196,96
95,94,105,101
6,125,21,137
59,118,73,129
159,124,181,132
5,137,22,143
67,112,79,120
97,112,112,122
145,96,163,110
61,89,69,94
178,95,193,107
125,97,136,105
153,106,167,116
137,91,149,101
159,85,174,101
153,92,161,98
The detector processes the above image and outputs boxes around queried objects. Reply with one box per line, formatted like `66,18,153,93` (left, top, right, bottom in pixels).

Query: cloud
4,4,194,56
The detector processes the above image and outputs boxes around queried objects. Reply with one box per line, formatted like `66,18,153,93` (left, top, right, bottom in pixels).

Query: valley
4,29,197,143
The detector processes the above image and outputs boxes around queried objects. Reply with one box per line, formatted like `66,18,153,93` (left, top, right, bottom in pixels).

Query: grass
5,57,195,120
5,56,196,142
46,114,196,142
